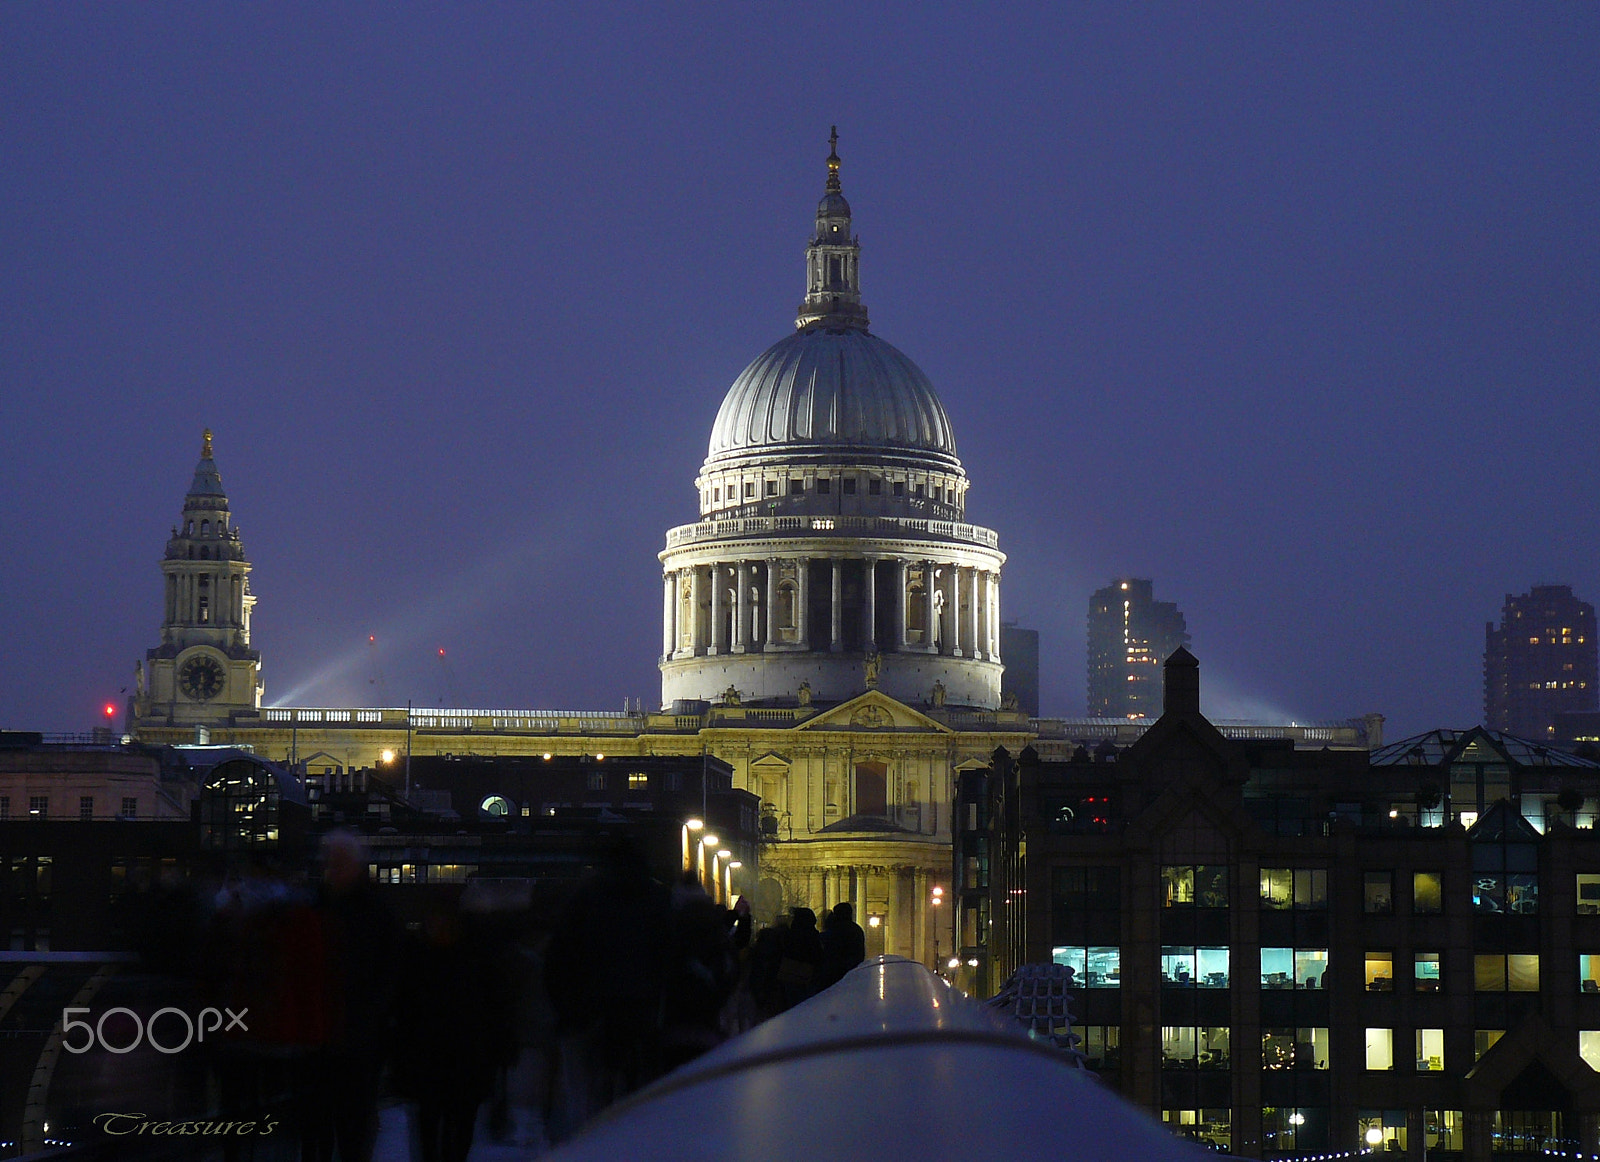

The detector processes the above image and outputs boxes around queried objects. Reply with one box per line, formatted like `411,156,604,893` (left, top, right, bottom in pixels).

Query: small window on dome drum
913,483,923,497
713,487,720,502
869,479,881,496
893,481,905,497
843,478,857,495
745,482,755,498
790,478,802,494
818,479,831,495
766,480,778,496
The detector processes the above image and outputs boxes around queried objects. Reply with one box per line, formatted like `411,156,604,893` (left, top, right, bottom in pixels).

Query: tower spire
797,127,869,331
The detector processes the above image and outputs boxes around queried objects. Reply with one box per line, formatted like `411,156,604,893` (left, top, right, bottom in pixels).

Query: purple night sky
3,6,1597,737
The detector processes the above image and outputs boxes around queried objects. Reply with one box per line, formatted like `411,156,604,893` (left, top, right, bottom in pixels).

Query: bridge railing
547,955,1207,1162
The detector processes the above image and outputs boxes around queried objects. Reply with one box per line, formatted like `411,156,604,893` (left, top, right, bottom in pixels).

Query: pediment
749,750,791,769
795,690,952,734
1465,1012,1600,1110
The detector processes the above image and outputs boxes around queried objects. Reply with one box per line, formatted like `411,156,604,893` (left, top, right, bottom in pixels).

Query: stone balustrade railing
664,514,1000,550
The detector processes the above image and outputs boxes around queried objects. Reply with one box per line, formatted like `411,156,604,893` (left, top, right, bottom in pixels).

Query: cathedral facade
129,136,1034,962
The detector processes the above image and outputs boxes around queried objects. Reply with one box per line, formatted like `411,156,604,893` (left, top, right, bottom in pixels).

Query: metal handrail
547,956,1204,1161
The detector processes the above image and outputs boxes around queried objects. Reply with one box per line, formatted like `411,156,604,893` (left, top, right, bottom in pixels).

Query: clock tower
134,429,263,725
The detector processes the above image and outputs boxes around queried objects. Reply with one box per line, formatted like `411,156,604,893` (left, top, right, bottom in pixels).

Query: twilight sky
3,5,1597,738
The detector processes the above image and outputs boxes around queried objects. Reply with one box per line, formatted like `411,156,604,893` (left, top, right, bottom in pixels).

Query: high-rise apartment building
1087,579,1188,719
1485,584,1597,739
1000,623,1040,716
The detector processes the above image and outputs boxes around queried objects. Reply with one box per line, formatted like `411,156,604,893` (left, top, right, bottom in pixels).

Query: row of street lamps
682,816,740,903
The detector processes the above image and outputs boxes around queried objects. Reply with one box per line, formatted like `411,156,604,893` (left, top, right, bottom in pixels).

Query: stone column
689,567,702,655
829,867,846,912
829,559,843,651
990,572,1002,660
734,562,749,653
796,557,809,648
895,559,909,649
913,868,929,965
863,558,877,648
951,566,964,657
967,567,981,660
709,566,723,654
888,866,905,958
807,869,825,913
923,562,938,653
764,559,777,649
662,574,675,659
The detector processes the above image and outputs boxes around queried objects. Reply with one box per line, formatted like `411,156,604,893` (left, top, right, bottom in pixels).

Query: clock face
179,656,224,701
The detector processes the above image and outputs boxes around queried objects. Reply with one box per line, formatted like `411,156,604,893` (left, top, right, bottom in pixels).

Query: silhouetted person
542,839,672,1140
394,899,512,1162
817,901,866,990
660,876,738,1069
747,923,786,1019
302,830,400,1162
775,907,822,1009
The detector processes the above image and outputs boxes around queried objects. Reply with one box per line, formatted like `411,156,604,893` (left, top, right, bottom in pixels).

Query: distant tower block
1000,623,1039,716
133,430,263,725
1485,585,1597,739
659,129,1006,710
1087,579,1189,719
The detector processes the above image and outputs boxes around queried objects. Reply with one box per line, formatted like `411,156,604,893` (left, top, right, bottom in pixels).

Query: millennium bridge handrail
547,955,1205,1162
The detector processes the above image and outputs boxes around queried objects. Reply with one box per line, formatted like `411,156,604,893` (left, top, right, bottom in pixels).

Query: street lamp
1365,1126,1384,1148
930,885,945,970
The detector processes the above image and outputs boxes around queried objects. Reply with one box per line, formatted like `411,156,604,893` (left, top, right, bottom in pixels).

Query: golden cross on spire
826,125,841,193
201,428,214,459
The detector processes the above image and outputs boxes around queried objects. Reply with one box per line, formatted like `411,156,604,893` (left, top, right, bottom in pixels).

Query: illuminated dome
706,328,959,471
661,130,1006,713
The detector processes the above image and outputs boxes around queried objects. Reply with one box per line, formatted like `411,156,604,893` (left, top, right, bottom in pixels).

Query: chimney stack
1163,647,1200,716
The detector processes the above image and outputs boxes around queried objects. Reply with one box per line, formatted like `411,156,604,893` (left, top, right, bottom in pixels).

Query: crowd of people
540,842,867,1140
137,832,868,1159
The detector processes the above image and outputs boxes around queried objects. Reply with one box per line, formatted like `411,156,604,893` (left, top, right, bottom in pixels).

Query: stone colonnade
166,569,248,628
663,555,1001,662
780,861,953,968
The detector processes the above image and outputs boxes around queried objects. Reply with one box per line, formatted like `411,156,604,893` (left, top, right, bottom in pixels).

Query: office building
961,650,1600,1160
1087,579,1189,718
1485,585,1597,740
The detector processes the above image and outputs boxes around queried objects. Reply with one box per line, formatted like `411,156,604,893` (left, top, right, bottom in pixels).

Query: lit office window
1262,1027,1329,1070
1365,1028,1394,1071
1580,1031,1600,1072
1416,1029,1444,1072
1474,954,1539,992
1579,874,1600,914
1415,952,1441,992
1364,952,1393,992
1413,871,1444,913
1260,868,1326,909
